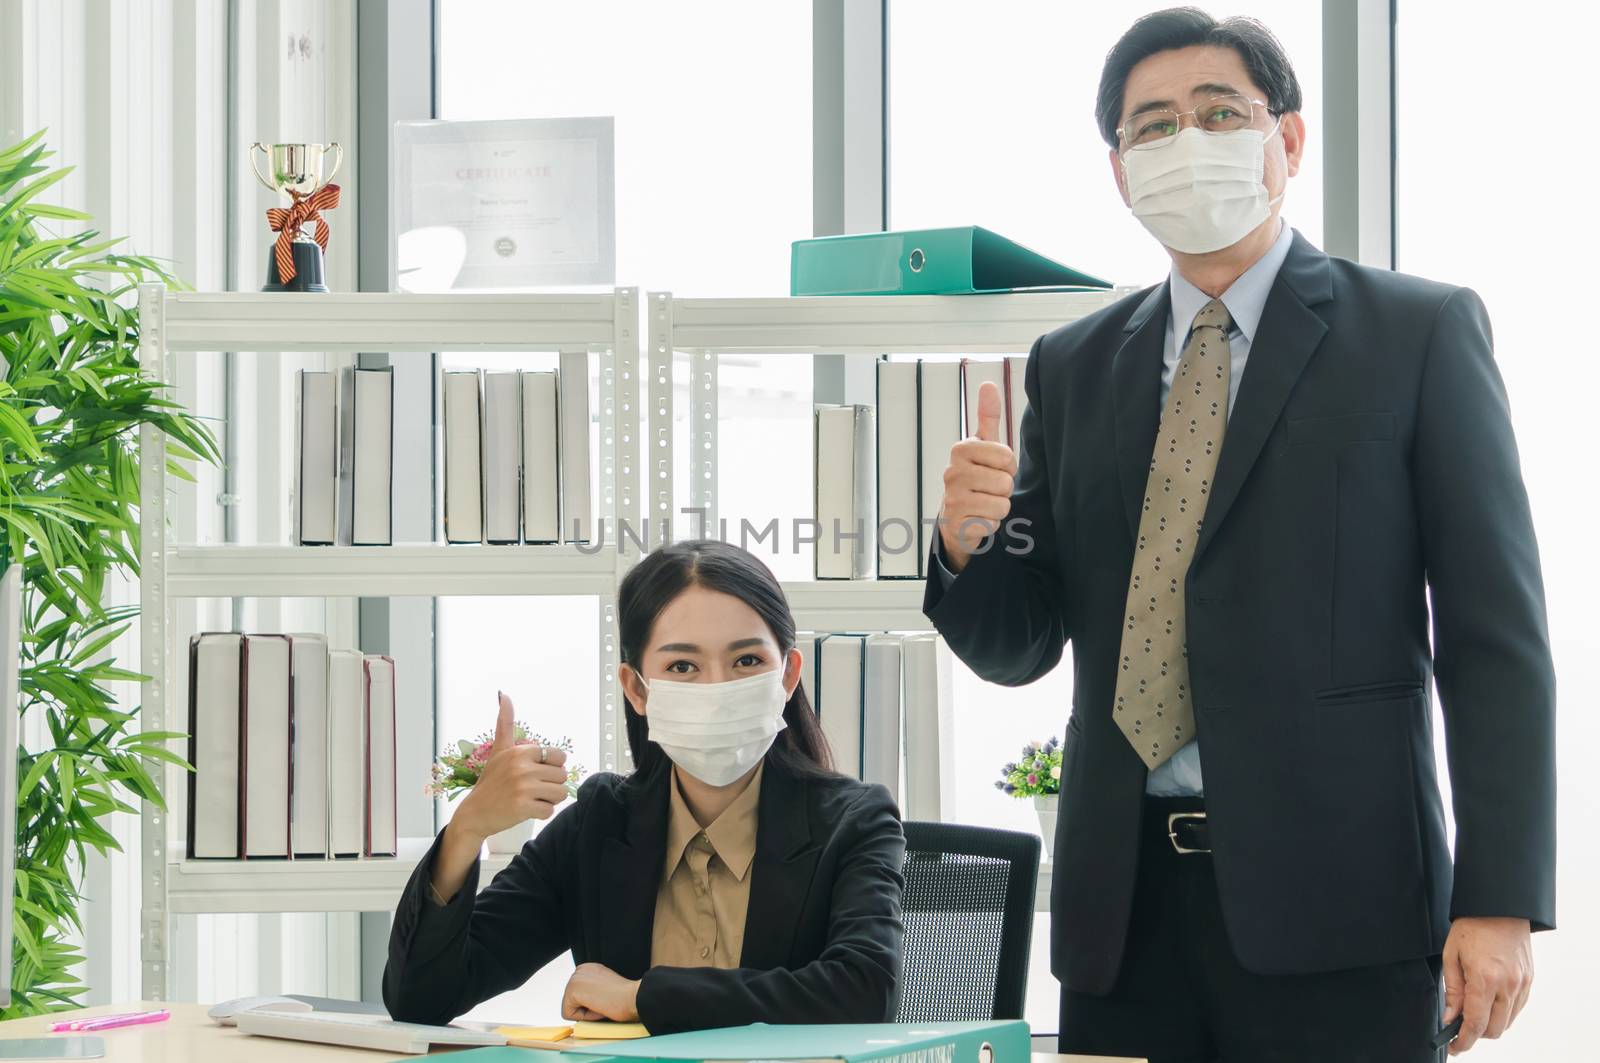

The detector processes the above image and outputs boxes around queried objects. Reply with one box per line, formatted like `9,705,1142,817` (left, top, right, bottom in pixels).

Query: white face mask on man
643,669,788,787
1121,117,1284,255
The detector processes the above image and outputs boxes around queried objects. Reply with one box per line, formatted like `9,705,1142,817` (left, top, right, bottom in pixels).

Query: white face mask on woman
1121,118,1284,255
643,669,788,787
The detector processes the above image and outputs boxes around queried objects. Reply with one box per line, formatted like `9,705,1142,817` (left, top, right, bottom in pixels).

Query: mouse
207,995,314,1025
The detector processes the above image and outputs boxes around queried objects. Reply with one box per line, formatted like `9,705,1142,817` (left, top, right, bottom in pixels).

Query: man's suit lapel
597,760,669,979
1112,284,1172,541
1192,233,1333,562
738,759,819,970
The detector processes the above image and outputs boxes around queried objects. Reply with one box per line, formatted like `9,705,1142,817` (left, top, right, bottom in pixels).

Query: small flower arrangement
995,737,1062,798
426,722,584,799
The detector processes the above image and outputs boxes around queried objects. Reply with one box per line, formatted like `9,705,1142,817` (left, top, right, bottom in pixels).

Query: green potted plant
0,130,220,1014
995,737,1062,859
427,723,584,853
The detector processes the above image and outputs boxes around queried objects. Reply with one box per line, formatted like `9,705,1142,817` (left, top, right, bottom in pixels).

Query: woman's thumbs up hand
450,692,572,846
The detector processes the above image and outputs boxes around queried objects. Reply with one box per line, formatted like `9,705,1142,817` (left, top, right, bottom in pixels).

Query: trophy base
263,239,329,293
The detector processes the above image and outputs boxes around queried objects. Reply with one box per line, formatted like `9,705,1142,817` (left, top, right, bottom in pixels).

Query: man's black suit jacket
924,231,1556,995
383,755,905,1031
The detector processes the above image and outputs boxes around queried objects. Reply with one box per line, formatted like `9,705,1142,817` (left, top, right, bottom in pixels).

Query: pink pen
50,1008,169,1032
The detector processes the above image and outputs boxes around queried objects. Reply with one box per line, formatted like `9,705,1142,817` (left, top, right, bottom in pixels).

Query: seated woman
383,539,906,1033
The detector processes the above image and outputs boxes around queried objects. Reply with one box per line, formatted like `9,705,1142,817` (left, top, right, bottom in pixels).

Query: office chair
893,820,1042,1022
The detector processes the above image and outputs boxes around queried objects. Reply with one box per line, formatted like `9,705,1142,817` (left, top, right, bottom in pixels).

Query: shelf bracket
137,282,171,1001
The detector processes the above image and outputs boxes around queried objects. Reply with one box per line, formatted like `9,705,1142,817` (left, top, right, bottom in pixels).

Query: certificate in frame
391,116,616,290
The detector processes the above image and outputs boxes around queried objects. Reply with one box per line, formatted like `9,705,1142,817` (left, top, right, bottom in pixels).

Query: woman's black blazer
382,754,906,1033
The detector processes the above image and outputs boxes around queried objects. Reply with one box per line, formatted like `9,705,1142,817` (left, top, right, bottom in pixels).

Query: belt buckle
1167,811,1209,854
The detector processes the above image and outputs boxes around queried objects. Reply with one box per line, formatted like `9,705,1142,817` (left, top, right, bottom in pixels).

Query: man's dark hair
1095,7,1302,149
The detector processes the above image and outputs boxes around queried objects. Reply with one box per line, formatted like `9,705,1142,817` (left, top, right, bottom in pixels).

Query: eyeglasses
1117,94,1271,151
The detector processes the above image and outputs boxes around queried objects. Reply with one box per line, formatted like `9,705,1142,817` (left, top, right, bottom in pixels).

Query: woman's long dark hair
618,538,835,778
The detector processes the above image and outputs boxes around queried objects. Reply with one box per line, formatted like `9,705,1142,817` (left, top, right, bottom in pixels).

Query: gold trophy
251,142,343,292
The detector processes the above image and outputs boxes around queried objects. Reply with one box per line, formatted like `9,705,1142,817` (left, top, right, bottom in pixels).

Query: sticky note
573,1021,651,1040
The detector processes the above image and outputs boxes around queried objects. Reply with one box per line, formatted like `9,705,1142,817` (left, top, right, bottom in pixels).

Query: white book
901,632,956,822
294,370,338,545
187,633,242,859
917,361,962,578
558,351,593,544
482,371,523,544
338,367,394,546
794,630,821,712
289,634,330,858
863,633,905,805
233,1010,506,1055
242,634,292,859
1006,354,1029,452
814,405,877,580
364,655,398,857
818,634,866,779
327,649,366,858
521,370,560,543
442,370,484,544
876,361,920,578
962,357,1007,439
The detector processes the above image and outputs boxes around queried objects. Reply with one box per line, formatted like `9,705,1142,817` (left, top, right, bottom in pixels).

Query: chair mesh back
894,821,1041,1023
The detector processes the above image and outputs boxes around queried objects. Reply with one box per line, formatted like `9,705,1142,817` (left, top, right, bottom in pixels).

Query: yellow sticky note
496,1025,573,1042
573,1021,651,1040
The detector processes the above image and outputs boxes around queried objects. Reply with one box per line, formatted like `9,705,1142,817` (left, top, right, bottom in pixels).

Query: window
1396,3,1596,1055
889,0,1324,286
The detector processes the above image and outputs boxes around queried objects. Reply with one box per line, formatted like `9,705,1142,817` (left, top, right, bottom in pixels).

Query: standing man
925,9,1554,1062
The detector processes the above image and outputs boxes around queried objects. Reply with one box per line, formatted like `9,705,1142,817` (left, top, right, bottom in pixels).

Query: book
188,633,243,859
961,357,1007,439
242,634,293,859
1005,354,1028,452
559,351,593,544
818,634,866,778
443,369,484,544
814,404,876,580
338,366,394,546
794,630,821,714
875,360,920,579
521,370,560,543
294,370,338,546
862,634,904,805
917,361,962,577
364,654,398,857
327,649,366,858
482,371,523,545
901,632,956,822
564,1019,1033,1063
289,634,330,858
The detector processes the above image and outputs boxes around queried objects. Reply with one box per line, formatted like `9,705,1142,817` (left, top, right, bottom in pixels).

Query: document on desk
492,1021,651,1050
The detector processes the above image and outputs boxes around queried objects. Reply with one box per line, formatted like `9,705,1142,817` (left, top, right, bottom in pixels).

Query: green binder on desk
564,1020,1030,1063
792,225,1110,296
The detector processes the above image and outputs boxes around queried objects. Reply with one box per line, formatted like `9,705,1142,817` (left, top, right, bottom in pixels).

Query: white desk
0,1003,1144,1063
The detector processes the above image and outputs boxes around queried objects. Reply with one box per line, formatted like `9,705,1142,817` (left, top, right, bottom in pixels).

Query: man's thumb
975,380,1004,443
1441,952,1464,1022
493,691,515,753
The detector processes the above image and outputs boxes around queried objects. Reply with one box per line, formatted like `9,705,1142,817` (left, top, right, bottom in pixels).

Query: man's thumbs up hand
938,380,1018,574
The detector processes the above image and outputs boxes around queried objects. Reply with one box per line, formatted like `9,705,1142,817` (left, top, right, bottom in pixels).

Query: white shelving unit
137,284,1117,997
137,285,641,998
